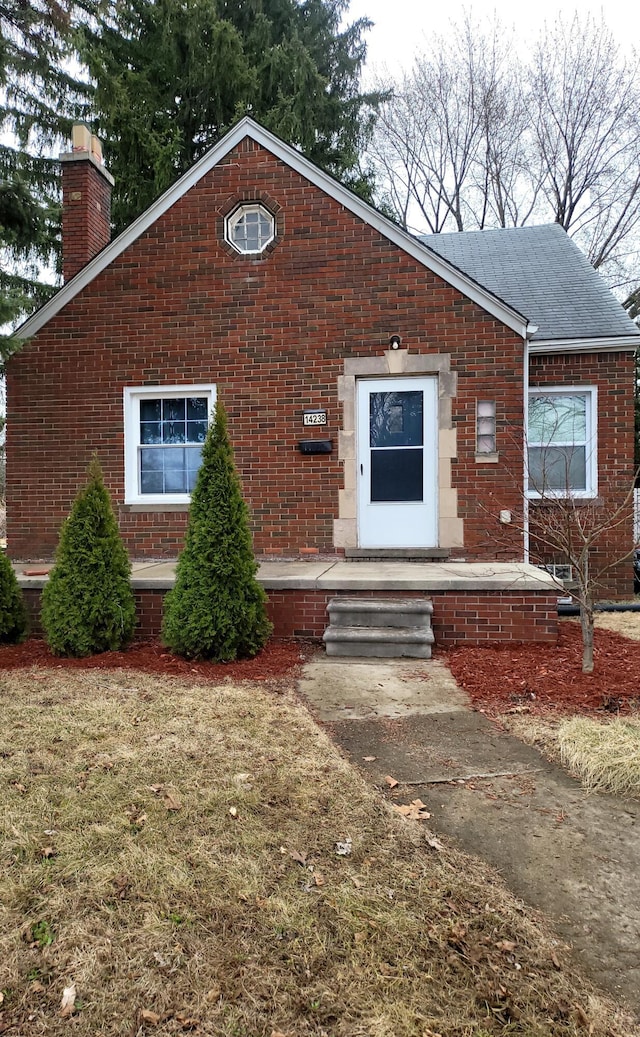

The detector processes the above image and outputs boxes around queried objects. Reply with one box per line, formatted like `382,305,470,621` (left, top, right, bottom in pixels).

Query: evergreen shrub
162,401,272,661
0,549,27,643
41,455,136,656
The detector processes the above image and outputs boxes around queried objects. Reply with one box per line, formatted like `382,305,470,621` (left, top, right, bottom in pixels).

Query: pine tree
0,548,27,643
162,400,272,661
75,0,380,232
0,1,89,335
41,455,136,656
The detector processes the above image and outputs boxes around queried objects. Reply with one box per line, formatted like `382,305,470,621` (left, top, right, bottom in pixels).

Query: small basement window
225,203,275,254
124,385,216,505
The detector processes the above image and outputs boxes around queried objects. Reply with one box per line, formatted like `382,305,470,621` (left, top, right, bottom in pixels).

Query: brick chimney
60,123,114,281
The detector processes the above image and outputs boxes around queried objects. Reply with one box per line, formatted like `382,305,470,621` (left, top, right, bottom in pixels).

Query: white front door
357,377,438,548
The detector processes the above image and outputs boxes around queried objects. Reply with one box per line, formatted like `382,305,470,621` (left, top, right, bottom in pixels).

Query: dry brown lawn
0,668,636,1036
591,610,640,641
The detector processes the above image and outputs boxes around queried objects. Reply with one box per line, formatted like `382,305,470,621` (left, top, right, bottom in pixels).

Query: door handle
360,464,363,475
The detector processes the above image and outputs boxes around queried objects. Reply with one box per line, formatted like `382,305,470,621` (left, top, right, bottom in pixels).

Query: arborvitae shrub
41,455,136,656
0,550,27,643
162,401,272,661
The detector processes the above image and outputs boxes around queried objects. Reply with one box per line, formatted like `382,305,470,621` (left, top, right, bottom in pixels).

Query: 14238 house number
303,410,327,426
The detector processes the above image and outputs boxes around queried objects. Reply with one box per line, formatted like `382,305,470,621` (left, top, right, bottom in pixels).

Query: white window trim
123,384,216,505
224,203,275,254
526,385,597,500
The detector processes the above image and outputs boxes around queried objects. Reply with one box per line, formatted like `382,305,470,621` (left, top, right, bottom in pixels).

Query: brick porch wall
21,586,558,646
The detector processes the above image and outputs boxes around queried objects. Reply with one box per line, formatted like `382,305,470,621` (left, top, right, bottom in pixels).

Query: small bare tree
485,393,636,674
526,491,636,674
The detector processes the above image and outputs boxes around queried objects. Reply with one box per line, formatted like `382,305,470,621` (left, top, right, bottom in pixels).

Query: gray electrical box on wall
298,440,332,455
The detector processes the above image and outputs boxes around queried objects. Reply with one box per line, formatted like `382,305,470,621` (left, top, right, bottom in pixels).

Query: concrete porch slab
314,561,559,592
13,558,560,594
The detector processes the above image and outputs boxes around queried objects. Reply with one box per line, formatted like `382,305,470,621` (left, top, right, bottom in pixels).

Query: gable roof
422,224,640,351
13,117,528,342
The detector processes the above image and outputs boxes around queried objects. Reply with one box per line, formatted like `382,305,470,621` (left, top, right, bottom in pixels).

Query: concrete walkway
298,655,640,1021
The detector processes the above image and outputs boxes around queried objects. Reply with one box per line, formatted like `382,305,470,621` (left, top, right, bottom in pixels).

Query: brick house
7,119,640,647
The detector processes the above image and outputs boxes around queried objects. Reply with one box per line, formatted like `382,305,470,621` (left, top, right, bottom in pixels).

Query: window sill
475,451,499,464
527,495,601,507
121,504,190,513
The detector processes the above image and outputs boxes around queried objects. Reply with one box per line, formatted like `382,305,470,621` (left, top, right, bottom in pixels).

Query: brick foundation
20,586,558,646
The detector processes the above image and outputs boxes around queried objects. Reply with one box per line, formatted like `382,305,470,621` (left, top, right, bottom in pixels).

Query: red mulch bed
446,622,640,716
0,637,317,685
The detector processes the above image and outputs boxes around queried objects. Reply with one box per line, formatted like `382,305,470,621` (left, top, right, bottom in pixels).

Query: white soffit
529,336,639,353
14,117,528,341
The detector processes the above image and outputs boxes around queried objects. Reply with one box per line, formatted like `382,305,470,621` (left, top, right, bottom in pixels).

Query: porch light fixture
389,334,402,349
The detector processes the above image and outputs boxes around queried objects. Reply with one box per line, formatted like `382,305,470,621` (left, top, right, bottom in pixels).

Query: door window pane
371,449,423,502
370,391,423,448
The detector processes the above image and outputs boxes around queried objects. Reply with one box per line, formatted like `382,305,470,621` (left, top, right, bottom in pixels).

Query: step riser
325,641,432,659
329,611,430,629
327,597,433,631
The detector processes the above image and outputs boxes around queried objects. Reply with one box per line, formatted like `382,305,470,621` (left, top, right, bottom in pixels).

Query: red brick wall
528,351,635,598
61,157,112,281
20,586,558,645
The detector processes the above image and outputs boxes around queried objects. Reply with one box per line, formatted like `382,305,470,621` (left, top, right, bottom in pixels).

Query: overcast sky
346,1,640,77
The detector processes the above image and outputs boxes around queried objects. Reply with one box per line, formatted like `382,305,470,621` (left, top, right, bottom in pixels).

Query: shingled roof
421,223,640,345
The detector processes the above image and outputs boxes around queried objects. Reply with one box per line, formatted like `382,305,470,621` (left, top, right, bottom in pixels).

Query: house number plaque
303,409,327,426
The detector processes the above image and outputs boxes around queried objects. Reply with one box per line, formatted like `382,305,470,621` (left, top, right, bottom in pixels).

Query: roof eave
12,117,528,342
529,335,640,354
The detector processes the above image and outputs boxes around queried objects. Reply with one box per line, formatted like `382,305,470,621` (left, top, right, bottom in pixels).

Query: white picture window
124,385,216,504
527,387,597,498
225,203,275,254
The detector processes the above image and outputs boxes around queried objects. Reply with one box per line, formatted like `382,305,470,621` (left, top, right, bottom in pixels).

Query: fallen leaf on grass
288,848,308,866
313,871,325,887
125,807,147,829
40,845,56,859
335,839,352,856
229,806,238,818
140,1008,161,1025
148,785,182,811
496,939,517,952
574,1004,591,1028
426,835,445,852
12,782,26,793
59,984,76,1018
393,799,431,821
385,775,399,789
175,1011,199,1029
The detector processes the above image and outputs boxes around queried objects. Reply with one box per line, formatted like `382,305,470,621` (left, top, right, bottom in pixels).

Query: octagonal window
225,203,275,254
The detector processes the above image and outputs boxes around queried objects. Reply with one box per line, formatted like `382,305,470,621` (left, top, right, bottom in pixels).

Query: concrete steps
323,597,434,658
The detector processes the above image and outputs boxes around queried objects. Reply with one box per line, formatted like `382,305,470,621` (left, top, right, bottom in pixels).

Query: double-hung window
124,385,216,504
527,387,597,498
